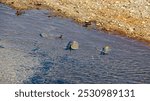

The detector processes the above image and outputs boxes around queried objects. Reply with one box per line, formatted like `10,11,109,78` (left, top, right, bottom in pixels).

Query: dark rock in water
40,33,49,38
66,41,79,50
55,35,64,39
15,10,25,16
48,15,52,18
58,35,63,39
101,45,111,55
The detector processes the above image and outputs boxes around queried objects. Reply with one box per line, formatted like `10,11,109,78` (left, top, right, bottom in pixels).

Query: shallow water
0,4,150,84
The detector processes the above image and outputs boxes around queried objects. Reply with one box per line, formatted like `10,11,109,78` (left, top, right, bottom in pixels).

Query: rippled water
0,4,150,83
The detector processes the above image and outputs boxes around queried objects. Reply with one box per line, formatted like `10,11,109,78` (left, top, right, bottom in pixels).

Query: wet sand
0,4,150,83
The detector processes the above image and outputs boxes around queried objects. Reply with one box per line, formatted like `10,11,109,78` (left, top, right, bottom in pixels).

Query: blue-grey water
0,4,150,83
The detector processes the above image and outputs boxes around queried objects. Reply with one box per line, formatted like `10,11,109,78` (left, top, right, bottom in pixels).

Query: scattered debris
100,45,111,55
66,41,79,50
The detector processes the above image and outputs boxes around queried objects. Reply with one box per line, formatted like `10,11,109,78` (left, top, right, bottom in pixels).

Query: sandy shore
0,0,150,45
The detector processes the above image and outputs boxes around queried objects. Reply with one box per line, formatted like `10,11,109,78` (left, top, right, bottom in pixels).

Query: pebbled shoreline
0,0,150,45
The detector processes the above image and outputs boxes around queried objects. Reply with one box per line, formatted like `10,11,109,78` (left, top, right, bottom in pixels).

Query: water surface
0,4,150,83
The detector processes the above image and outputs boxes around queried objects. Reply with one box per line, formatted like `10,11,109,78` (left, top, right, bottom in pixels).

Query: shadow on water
24,50,88,84
24,54,72,84
27,76,70,84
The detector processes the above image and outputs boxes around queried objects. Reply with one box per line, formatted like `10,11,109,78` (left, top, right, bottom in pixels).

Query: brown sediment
0,0,150,45
100,28,150,46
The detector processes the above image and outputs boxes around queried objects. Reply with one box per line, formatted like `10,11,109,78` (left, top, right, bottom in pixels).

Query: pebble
66,41,79,50
101,45,111,55
40,33,49,38
15,10,25,16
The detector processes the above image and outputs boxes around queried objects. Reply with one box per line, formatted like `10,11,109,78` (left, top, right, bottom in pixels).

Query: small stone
101,45,111,55
15,10,25,16
82,21,91,27
129,27,134,32
58,35,63,39
66,41,79,50
40,33,49,38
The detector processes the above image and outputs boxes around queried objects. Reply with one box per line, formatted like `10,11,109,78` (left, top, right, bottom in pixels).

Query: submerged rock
15,10,25,16
58,35,63,39
66,41,79,50
101,45,111,55
40,33,63,40
55,35,63,39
